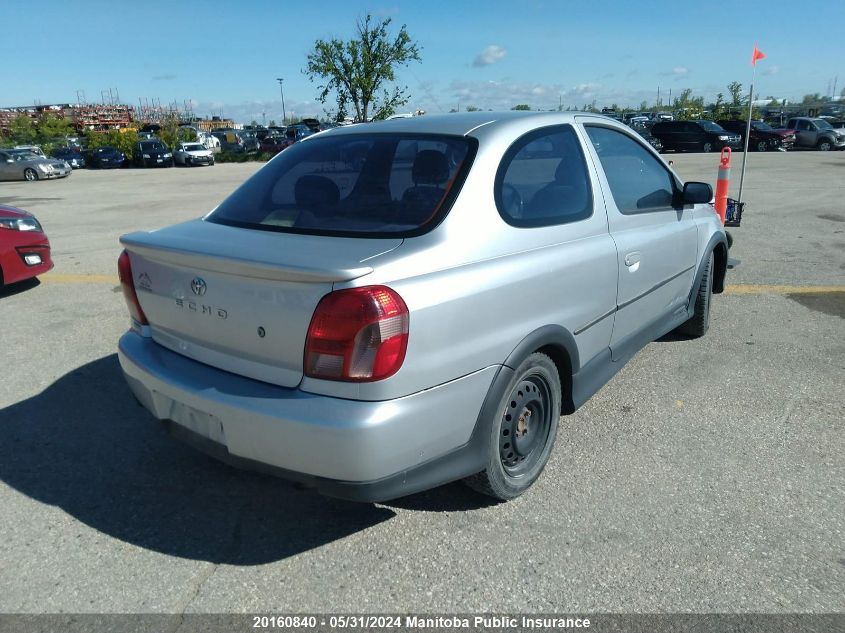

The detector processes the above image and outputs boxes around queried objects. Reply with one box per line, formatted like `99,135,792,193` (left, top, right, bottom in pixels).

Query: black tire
701,142,714,153
817,139,833,151
24,168,38,181
677,252,713,337
755,140,768,152
464,352,561,501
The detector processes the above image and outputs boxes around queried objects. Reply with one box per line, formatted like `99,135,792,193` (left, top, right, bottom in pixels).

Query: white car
174,142,215,167
197,133,221,153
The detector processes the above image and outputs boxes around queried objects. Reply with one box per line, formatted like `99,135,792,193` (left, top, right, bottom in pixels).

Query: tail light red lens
117,250,149,327
304,286,409,382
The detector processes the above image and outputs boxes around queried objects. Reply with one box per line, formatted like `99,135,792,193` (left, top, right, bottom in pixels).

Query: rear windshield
207,133,475,237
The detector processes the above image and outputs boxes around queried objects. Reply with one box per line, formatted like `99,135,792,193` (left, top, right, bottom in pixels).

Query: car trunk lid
120,219,402,387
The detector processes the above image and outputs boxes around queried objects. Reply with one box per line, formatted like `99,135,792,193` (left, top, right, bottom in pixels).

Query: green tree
709,93,728,120
727,81,744,108
672,89,705,120
7,114,36,144
84,128,138,160
511,104,531,111
157,117,196,149
304,14,421,122
465,105,481,112
801,93,825,105
35,115,76,154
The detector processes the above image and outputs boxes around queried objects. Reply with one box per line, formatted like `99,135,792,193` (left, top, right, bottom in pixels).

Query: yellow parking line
41,273,117,284
725,284,845,295
36,275,845,296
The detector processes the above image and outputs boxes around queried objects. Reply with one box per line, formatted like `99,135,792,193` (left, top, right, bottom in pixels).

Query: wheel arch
502,325,578,415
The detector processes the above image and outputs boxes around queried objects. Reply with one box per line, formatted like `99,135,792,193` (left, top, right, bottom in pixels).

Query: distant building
0,103,135,133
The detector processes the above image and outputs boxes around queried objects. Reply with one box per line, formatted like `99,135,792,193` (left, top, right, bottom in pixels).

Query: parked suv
651,120,741,153
117,113,729,502
134,139,173,167
211,129,260,154
783,117,845,151
717,119,795,152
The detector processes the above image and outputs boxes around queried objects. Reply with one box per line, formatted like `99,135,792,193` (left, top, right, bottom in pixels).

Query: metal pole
276,78,286,124
737,65,757,205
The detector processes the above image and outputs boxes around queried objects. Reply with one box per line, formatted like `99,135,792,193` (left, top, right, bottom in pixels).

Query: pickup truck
783,117,845,151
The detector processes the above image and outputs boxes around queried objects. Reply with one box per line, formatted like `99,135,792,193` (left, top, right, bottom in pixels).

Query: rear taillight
117,250,149,327
304,286,409,382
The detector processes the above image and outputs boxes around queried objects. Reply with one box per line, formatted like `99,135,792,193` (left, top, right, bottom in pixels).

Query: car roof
313,111,604,139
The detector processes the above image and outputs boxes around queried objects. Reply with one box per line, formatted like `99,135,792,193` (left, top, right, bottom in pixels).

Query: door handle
624,252,641,267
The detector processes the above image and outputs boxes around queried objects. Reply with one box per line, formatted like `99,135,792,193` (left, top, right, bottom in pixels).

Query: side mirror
682,181,713,205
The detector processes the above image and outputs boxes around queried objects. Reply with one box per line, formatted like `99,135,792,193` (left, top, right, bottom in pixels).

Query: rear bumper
118,332,496,501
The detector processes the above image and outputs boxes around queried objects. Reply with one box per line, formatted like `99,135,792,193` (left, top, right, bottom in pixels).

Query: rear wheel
755,140,768,152
24,168,38,181
464,353,561,501
677,252,713,337
817,139,833,151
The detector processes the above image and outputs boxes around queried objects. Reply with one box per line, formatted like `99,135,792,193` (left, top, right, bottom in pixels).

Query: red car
0,205,53,288
259,135,293,156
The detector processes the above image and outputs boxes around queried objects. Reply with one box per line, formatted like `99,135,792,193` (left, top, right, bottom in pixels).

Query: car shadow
0,277,40,299
654,329,696,343
385,481,499,512
0,355,394,565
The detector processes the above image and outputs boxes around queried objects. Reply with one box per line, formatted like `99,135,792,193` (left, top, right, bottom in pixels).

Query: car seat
523,156,590,223
399,150,450,224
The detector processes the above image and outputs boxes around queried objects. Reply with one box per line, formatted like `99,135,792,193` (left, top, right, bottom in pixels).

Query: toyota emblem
190,277,207,296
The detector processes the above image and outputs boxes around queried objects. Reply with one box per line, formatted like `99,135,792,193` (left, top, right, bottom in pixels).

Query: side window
495,125,593,228
584,125,677,214
796,120,809,131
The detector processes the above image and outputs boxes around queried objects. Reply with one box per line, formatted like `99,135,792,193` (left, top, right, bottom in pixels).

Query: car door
685,122,704,151
0,152,11,180
580,121,699,360
794,120,815,147
492,124,618,369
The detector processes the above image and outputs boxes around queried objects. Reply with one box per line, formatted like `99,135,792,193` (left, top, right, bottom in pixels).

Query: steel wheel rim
24,169,36,181
703,143,712,153
499,374,553,476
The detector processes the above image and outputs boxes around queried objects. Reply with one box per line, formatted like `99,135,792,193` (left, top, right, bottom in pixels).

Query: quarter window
495,125,593,227
584,126,677,214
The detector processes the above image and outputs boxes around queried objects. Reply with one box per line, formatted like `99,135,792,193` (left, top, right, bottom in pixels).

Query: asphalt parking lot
0,153,843,614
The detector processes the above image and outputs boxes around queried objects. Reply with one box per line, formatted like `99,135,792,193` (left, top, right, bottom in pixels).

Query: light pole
276,78,286,124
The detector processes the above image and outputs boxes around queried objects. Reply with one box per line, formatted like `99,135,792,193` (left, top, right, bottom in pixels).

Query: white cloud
570,83,601,96
762,65,780,76
190,99,322,124
472,45,507,68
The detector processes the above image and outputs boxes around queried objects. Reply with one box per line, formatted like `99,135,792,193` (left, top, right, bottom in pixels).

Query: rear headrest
294,175,340,207
412,150,449,186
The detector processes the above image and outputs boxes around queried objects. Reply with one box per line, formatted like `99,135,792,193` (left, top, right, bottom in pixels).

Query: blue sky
2,0,843,122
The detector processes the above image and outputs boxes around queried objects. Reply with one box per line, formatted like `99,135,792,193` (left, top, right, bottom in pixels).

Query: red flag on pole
751,45,766,66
